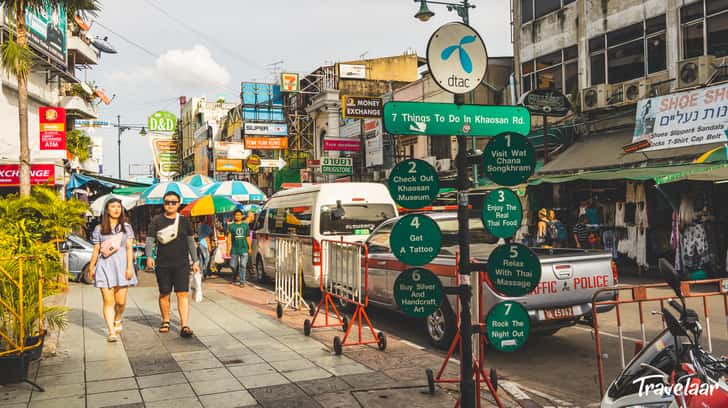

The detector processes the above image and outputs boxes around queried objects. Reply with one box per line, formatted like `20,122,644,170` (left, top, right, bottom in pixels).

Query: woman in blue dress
88,198,137,342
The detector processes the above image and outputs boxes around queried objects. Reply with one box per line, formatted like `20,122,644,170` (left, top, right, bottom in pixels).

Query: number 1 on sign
505,134,511,147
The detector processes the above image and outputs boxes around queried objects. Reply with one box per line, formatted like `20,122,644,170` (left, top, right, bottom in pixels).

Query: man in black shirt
573,215,591,250
146,191,199,337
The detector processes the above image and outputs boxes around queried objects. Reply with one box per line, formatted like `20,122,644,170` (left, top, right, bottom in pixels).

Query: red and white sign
307,159,321,168
0,164,55,186
39,107,66,150
324,138,361,152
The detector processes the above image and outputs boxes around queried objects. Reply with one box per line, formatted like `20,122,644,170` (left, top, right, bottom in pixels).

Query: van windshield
319,204,395,236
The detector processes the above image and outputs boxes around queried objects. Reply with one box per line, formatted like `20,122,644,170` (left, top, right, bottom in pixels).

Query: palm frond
0,38,32,81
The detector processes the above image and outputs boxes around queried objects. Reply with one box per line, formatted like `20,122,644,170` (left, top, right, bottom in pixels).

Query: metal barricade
303,239,347,336
320,239,386,355
592,278,728,397
273,237,306,318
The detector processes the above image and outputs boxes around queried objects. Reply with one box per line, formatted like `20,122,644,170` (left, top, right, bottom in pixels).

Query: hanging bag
156,214,180,245
99,231,124,258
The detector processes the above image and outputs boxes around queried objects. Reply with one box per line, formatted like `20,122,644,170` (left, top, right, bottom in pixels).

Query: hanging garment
625,182,636,203
625,203,637,225
615,202,626,228
637,227,648,268
682,223,709,271
586,207,600,225
634,183,649,228
671,210,682,275
680,195,696,228
602,229,618,259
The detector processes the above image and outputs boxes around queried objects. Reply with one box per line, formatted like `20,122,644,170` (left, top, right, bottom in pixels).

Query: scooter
601,262,728,407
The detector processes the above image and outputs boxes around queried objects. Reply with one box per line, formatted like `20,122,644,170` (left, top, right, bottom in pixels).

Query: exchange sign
342,96,382,119
427,22,488,95
393,268,443,318
383,102,530,137
390,214,441,266
482,132,536,186
388,159,439,209
322,157,353,175
482,188,522,238
486,301,530,352
486,243,541,297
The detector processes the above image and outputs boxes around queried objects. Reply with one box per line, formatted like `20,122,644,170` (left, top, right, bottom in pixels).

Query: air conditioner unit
622,79,650,104
435,159,452,172
676,55,716,90
423,156,436,166
581,84,609,112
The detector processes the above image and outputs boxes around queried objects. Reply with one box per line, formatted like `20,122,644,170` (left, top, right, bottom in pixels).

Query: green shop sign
390,214,441,266
147,111,177,133
322,157,353,175
482,132,536,186
393,268,443,318
486,301,530,352
383,102,530,137
482,188,522,238
388,159,439,209
486,243,541,297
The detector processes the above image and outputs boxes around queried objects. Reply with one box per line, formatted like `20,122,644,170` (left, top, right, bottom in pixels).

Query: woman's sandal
159,321,170,333
180,326,194,338
114,320,123,333
107,334,118,343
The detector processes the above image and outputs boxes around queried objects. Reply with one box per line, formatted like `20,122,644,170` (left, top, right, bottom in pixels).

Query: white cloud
109,45,231,89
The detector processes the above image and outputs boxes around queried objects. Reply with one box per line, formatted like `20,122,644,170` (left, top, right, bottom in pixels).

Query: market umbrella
139,182,200,205
694,144,728,163
180,195,240,217
202,181,267,202
89,193,139,216
238,203,262,214
181,174,216,188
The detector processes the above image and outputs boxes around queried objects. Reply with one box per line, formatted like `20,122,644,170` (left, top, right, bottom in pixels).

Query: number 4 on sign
411,216,420,229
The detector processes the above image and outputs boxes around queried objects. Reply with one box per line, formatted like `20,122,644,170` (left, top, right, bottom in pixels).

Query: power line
142,0,267,73
92,20,160,59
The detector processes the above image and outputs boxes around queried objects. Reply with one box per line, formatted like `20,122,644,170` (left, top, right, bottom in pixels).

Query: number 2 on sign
408,161,417,174
411,216,420,229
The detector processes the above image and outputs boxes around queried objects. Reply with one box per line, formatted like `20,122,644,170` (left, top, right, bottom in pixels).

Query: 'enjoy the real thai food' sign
633,83,728,151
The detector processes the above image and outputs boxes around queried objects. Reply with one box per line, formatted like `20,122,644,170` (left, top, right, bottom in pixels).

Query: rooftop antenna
267,60,284,81
359,51,368,60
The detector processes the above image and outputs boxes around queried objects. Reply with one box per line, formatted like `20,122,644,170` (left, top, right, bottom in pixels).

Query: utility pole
117,115,122,179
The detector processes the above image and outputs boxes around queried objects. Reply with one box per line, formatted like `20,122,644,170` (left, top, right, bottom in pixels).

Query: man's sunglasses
163,200,180,205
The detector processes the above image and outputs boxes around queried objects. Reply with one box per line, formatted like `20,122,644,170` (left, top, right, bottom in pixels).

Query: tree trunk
16,3,30,197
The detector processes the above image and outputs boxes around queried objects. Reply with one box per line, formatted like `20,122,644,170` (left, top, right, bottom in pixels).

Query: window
437,218,498,258
366,223,393,253
520,0,574,23
268,206,312,236
319,204,395,236
680,1,728,58
521,45,577,94
589,14,667,84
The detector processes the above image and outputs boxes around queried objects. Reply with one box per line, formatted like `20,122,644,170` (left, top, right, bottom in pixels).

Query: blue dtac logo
441,35,476,73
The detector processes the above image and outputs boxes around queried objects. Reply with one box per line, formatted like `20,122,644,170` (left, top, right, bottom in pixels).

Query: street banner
214,141,250,159
216,159,243,172
322,157,352,175
633,82,728,151
324,138,361,152
339,119,361,139
150,136,180,180
5,4,67,65
194,141,209,175
339,64,366,79
244,122,288,136
0,164,55,186
39,107,66,151
244,137,288,150
342,96,382,119
364,119,383,167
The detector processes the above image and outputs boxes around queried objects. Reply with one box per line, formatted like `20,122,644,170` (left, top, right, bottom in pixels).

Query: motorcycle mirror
663,308,687,338
659,258,683,300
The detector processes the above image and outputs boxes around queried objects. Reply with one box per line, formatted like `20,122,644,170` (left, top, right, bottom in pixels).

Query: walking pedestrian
227,209,251,287
145,191,200,338
197,219,213,278
88,198,137,342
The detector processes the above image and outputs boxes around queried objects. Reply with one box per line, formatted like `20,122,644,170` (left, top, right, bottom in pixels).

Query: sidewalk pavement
0,275,516,408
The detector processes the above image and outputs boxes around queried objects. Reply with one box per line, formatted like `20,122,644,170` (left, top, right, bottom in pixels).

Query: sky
86,0,514,179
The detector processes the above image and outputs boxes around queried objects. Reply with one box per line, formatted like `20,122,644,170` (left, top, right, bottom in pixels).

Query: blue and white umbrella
139,182,201,205
180,174,215,188
202,181,267,202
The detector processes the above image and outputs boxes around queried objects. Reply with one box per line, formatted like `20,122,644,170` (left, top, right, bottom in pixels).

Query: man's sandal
180,326,194,338
159,321,170,333
114,320,123,333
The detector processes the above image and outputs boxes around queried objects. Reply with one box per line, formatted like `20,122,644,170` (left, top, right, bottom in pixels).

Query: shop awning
654,163,728,184
537,130,727,175
530,163,725,185
113,186,150,195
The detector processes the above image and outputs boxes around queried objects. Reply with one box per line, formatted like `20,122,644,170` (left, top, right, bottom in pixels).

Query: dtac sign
147,111,177,132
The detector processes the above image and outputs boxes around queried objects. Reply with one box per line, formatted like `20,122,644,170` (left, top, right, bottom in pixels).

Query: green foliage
66,129,93,162
0,188,87,350
0,37,32,81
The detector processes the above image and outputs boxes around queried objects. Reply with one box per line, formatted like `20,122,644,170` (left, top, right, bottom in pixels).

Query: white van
251,183,398,288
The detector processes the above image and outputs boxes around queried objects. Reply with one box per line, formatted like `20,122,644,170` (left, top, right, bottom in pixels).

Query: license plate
543,306,575,320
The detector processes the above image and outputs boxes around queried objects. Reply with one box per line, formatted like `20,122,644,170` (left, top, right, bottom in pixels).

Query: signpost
519,89,571,164
482,132,536,186
482,188,522,238
485,301,530,352
393,268,443,318
387,159,439,209
383,102,530,136
486,243,541,297
321,157,353,175
390,214,441,266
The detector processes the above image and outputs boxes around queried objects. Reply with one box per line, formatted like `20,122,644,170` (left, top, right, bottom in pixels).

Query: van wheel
425,303,457,350
81,264,92,284
255,256,267,283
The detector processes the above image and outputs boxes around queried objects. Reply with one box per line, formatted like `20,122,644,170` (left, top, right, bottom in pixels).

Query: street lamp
116,115,147,179
413,0,475,24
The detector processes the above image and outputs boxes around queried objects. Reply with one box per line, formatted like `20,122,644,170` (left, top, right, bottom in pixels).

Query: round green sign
388,159,439,209
486,301,530,352
393,268,443,318
482,132,536,186
486,243,541,297
482,189,523,238
390,214,441,266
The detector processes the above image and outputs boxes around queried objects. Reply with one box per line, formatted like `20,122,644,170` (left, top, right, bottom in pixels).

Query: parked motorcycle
601,261,728,407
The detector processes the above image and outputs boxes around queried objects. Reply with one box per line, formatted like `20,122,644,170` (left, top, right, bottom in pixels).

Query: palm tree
0,1,100,197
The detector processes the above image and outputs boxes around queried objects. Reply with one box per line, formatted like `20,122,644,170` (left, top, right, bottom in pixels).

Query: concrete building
178,96,237,178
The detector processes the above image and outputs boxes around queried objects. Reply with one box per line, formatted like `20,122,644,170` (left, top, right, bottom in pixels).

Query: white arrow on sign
409,122,427,133
259,158,287,169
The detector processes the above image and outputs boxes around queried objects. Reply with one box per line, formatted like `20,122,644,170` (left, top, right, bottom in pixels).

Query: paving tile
324,363,372,376
0,386,32,404
237,372,290,389
296,377,352,396
340,372,396,389
33,373,85,387
183,367,234,383
228,363,276,378
198,390,257,408
352,387,456,407
171,350,216,362
86,389,143,408
269,358,315,372
177,358,223,371
136,372,187,389
217,354,264,366
190,377,244,395
87,377,138,394
140,383,195,403
30,382,85,401
313,391,361,408
256,351,301,363
29,395,85,408
248,383,308,404
145,396,203,408
85,360,134,381
283,367,332,382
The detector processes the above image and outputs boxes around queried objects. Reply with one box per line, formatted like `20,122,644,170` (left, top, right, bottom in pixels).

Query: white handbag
156,214,180,245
